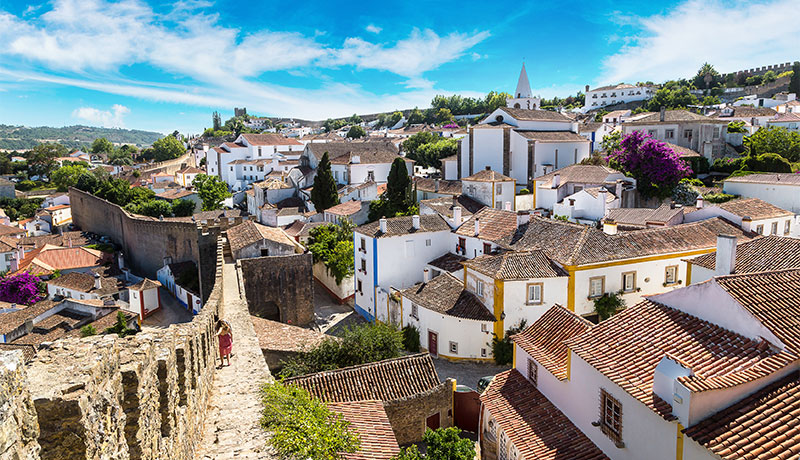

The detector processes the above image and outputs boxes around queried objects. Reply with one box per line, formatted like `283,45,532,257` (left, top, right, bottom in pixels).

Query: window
360,237,366,251
665,129,675,139
621,272,636,292
457,237,466,255
411,303,418,319
771,222,778,235
483,243,492,254
258,147,262,156
230,166,233,171
449,341,458,354
527,359,537,386
756,224,764,235
785,220,791,235
600,389,623,445
476,279,484,297
496,184,502,195
426,239,432,247
684,129,693,139
481,323,488,333
357,279,362,294
713,127,721,139
260,248,269,257
665,266,678,285
527,283,543,305
360,259,366,273
481,348,487,357
589,276,605,298
648,129,657,137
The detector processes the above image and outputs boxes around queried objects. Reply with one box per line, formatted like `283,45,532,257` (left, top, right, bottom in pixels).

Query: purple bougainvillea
607,131,692,198
442,123,459,129
0,272,45,306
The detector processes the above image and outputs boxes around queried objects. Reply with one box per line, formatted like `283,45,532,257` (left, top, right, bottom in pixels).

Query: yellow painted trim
565,348,572,380
493,279,505,338
532,180,537,208
563,248,716,272
686,263,693,285
463,269,467,289
676,423,684,460
512,343,517,369
566,266,576,312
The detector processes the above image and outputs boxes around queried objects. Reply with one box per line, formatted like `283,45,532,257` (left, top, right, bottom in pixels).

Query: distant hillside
0,124,164,151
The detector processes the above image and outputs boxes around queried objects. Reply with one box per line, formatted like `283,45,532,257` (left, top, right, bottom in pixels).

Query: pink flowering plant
442,123,459,129
608,131,692,199
0,272,45,305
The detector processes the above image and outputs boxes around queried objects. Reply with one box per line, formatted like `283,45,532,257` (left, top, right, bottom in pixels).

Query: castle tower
507,63,541,110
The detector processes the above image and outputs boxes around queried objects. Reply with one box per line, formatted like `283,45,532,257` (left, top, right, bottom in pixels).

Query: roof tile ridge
567,227,591,266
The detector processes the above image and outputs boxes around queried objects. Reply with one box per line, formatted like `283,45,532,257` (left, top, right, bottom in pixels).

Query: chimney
598,189,609,216
615,180,623,199
68,237,73,248
412,215,420,230
552,173,561,189
434,179,440,193
485,166,491,171
423,268,431,283
715,234,737,276
696,196,704,209
117,252,125,270
122,267,130,282
585,85,590,92
504,201,512,211
453,206,462,224
660,107,666,122
741,216,752,233
603,218,618,235
517,210,531,227
474,218,480,236
94,273,101,290
379,218,387,234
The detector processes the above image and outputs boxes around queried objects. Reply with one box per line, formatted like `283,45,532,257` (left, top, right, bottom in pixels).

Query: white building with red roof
204,133,303,191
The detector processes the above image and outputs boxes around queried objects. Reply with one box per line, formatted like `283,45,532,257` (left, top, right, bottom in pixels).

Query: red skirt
218,333,233,356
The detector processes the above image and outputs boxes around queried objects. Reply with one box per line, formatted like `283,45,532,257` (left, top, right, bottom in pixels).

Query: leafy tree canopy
50,164,89,191
308,221,355,284
310,152,339,212
151,135,185,162
28,142,66,179
744,126,800,162
393,427,475,460
91,137,114,154
346,125,366,139
192,174,231,211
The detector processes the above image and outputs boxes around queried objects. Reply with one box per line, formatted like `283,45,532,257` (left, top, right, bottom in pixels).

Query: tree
386,157,412,212
415,139,457,169
387,111,403,128
741,153,792,173
28,142,66,179
393,427,475,460
402,325,420,352
310,152,339,212
790,62,800,96
647,84,699,111
50,164,89,191
80,325,98,337
744,126,800,161
693,62,720,90
490,320,527,365
608,131,692,199
600,130,621,153
402,132,439,158
435,108,454,125
91,137,114,154
593,292,625,321
701,95,721,106
171,199,196,217
192,174,230,211
212,111,222,131
131,200,173,218
108,149,134,166
261,382,360,459
307,222,355,284
105,311,137,337
346,125,366,139
151,136,185,162
348,113,363,124
407,107,425,125
0,272,45,305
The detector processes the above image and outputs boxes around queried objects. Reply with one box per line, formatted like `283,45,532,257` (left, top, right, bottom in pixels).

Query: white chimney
603,219,618,235
715,234,737,276
696,196,704,209
94,273,101,290
379,218,387,233
517,211,530,228
741,216,752,233
423,268,431,283
117,252,125,270
412,215,420,230
615,179,623,198
599,189,608,216
351,155,361,164
474,218,481,236
504,201,512,211
453,206,462,224
122,267,130,282
552,174,561,189
434,179,440,193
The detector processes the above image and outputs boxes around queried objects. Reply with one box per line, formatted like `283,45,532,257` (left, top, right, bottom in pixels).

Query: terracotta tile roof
582,186,616,203
283,221,328,238
419,195,484,218
128,278,161,291
413,178,462,195
589,83,640,92
683,371,800,460
47,272,122,295
306,141,399,163
514,130,589,142
325,200,365,216
286,353,442,402
464,250,566,280
329,151,407,166
0,300,59,335
480,370,608,460
663,142,701,157
356,214,451,238
494,107,574,122
400,272,495,322
463,169,514,182
512,305,593,380
565,300,798,417
17,245,106,276
605,205,683,229
715,197,793,220
250,315,330,353
770,112,800,123
0,343,37,362
44,204,70,211
625,110,721,124
240,134,303,146
496,216,587,263
722,106,778,118
688,236,800,273
427,253,467,273
176,166,203,174
227,220,295,254
0,224,25,236
533,165,620,188
455,208,518,243
724,173,800,185
156,189,196,200
578,121,604,133
222,142,247,150
328,401,400,460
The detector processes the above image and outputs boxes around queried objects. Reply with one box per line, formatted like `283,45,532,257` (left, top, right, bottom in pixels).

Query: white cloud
72,104,130,127
365,24,382,34
600,0,799,85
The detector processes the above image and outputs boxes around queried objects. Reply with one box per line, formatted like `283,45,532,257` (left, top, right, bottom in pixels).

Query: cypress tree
386,157,412,215
310,152,339,212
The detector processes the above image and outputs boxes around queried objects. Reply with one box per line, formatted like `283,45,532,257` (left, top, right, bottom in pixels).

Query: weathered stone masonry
238,254,314,327
0,238,226,460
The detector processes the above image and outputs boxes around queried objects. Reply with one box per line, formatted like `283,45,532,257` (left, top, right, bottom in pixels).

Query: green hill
0,124,163,151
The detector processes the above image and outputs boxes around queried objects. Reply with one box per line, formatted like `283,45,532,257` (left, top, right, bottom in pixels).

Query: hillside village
1,58,800,460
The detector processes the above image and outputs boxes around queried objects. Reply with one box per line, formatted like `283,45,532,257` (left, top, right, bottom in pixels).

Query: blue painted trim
372,237,379,323
353,302,375,322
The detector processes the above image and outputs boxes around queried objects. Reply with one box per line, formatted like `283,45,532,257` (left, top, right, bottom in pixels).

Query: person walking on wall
216,319,233,367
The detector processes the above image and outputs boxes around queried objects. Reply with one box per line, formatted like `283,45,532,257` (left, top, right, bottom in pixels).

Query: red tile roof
688,236,800,273
240,133,303,146
328,401,400,460
463,169,513,182
356,214,451,238
250,315,330,353
400,272,496,322
325,200,364,216
715,197,794,220
455,208,518,243
512,305,593,380
17,245,106,276
480,370,608,460
464,250,566,280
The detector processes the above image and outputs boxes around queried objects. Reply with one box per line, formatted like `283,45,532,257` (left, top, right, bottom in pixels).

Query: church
456,64,590,190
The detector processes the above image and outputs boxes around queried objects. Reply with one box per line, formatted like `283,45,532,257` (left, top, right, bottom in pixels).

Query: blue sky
0,0,796,135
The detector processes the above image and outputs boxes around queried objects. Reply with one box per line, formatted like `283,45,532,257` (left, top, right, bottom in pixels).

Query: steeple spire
515,63,532,99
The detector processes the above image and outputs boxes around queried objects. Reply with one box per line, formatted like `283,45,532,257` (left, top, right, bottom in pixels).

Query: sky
0,0,797,135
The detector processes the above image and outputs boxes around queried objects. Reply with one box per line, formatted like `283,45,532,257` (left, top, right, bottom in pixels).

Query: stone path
195,256,274,459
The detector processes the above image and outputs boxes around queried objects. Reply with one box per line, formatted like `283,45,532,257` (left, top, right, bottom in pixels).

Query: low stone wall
383,379,454,446
239,254,314,326
0,237,226,460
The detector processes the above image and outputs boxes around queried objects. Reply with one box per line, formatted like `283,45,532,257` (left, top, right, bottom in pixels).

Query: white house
531,164,631,212
126,278,162,321
41,205,72,229
156,261,201,314
583,83,657,112
683,196,795,236
205,133,303,190
323,200,370,226
552,186,619,224
723,173,800,214
301,140,410,187
226,220,298,260
46,272,126,301
767,112,800,132
712,106,778,133
461,168,516,210
621,109,731,161
175,166,203,187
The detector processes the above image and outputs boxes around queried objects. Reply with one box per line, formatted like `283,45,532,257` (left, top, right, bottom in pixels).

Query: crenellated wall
0,237,226,460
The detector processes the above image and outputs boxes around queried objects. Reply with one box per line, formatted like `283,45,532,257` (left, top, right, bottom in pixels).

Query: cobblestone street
433,357,510,391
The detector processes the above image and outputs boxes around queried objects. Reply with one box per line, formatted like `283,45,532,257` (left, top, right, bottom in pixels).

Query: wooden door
426,413,440,430
428,331,438,357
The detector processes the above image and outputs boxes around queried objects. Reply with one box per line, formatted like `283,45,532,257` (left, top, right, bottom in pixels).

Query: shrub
80,325,97,337
684,156,710,175
261,382,359,459
593,292,625,321
0,272,45,305
672,182,699,206
393,427,475,460
105,311,137,337
517,188,530,195
490,320,527,365
740,153,792,173
704,192,736,203
16,180,36,191
711,157,744,174
607,131,692,199
402,325,420,352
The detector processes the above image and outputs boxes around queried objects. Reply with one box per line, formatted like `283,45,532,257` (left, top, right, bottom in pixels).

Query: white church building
457,65,590,190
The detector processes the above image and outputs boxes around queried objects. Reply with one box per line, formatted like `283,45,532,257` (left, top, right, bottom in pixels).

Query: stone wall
69,187,230,302
383,379,454,446
0,237,226,460
238,254,314,326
